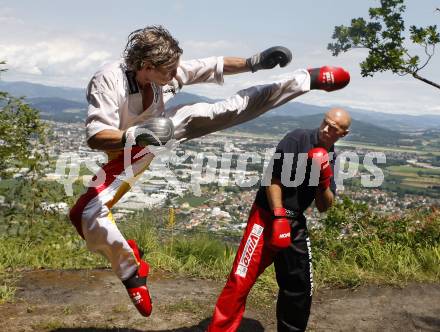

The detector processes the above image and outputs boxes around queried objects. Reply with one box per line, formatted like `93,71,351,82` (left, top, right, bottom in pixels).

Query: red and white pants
208,203,313,332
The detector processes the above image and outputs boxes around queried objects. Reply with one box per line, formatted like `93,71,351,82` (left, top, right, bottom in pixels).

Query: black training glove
246,46,292,73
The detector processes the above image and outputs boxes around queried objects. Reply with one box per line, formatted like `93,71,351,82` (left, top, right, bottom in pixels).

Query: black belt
285,209,302,220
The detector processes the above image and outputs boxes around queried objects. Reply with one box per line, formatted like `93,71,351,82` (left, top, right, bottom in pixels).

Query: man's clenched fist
246,46,292,73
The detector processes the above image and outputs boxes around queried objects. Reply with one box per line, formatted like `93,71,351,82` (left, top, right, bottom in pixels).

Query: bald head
318,108,351,148
325,108,351,131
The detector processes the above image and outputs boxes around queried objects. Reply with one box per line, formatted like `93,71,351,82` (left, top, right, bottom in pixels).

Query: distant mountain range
265,103,440,132
0,80,86,102
240,114,410,145
27,97,86,122
1,81,439,142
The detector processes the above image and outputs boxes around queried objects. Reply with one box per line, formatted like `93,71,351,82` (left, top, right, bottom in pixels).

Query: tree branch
412,72,440,89
418,47,433,72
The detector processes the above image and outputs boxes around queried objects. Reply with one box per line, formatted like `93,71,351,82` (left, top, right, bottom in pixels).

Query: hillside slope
0,269,439,332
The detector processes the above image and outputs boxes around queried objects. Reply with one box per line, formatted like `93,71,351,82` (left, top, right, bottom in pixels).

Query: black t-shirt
255,128,337,214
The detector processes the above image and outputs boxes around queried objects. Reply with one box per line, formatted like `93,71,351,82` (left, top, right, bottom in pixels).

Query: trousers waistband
285,209,303,220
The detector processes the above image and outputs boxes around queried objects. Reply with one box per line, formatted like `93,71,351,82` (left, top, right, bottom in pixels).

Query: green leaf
329,0,439,87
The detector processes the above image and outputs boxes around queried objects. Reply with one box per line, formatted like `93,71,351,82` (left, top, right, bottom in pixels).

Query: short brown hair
124,25,183,71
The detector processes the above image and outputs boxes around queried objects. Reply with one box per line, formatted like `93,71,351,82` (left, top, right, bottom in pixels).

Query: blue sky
0,0,439,114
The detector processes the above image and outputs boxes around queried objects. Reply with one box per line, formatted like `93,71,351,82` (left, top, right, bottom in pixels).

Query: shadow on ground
411,314,440,331
51,317,265,332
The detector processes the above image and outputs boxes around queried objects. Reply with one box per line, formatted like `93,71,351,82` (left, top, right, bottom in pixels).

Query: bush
311,197,440,287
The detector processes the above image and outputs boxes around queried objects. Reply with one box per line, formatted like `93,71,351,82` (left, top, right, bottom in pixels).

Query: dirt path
0,269,439,332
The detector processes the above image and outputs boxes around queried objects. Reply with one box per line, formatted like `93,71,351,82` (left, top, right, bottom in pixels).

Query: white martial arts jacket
85,57,225,142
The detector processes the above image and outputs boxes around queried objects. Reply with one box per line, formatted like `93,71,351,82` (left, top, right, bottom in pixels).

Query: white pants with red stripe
69,70,311,281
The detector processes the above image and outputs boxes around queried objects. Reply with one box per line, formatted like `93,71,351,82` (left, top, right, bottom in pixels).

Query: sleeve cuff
86,122,119,142
215,56,224,85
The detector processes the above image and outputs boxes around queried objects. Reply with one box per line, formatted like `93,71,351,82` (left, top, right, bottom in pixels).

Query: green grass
31,320,66,331
0,215,107,271
159,298,212,317
402,179,440,188
130,230,237,279
381,166,440,196
0,199,439,304
337,141,440,156
312,197,440,287
387,165,440,176
313,238,440,288
0,267,17,304
175,194,208,208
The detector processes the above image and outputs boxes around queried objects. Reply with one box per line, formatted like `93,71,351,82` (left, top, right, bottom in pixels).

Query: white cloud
428,106,440,113
0,38,112,82
181,40,250,58
0,14,23,24
0,6,23,24
172,0,185,11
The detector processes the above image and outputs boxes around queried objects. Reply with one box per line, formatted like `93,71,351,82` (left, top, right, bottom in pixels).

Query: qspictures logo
54,143,387,197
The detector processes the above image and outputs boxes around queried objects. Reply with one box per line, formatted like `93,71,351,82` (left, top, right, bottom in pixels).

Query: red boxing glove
308,147,333,190
308,66,350,92
268,207,292,250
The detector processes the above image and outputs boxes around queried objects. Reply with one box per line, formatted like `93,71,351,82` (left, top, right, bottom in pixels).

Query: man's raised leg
168,66,349,141
69,146,155,316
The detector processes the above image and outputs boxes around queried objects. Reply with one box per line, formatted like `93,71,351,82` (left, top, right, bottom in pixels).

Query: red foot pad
123,239,152,317
308,66,350,92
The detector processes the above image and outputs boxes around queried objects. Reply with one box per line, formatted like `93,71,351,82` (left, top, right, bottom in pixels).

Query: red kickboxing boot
123,239,152,317
308,66,350,91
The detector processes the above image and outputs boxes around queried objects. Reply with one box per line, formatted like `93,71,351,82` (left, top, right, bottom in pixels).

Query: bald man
207,109,351,332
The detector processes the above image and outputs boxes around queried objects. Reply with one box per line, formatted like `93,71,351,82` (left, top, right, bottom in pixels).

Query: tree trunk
412,72,440,90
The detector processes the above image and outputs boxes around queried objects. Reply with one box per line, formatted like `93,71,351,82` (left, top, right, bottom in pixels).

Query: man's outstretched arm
223,57,250,75
224,46,292,75
87,129,124,151
88,118,175,151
